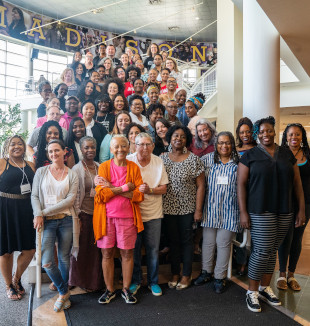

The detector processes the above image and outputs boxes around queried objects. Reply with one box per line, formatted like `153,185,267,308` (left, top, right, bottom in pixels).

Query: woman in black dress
0,135,36,300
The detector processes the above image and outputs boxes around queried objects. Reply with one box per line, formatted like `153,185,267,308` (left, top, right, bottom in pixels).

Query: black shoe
213,279,226,294
98,289,116,304
246,292,261,312
259,286,281,306
193,270,213,286
121,288,137,304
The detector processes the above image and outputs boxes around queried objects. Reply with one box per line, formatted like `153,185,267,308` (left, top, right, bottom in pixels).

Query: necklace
293,147,302,157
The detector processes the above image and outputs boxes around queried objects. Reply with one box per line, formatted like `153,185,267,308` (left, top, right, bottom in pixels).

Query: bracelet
121,184,130,192
149,188,153,194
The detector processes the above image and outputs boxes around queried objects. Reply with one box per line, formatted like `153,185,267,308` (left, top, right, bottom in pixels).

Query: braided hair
281,123,310,159
1,135,26,159
252,116,275,141
235,117,257,148
214,131,239,164
36,121,63,169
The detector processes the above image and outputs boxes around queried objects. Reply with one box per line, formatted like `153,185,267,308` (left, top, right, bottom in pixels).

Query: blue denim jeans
132,218,161,286
41,216,73,295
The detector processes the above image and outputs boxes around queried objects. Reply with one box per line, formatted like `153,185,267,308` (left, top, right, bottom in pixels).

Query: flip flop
287,277,301,291
276,277,288,290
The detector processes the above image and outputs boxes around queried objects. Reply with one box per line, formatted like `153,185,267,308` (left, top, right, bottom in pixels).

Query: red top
124,82,135,98
189,139,215,158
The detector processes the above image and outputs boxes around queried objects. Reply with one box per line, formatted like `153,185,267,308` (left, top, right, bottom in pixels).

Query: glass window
0,87,6,100
0,74,5,87
6,52,27,66
37,51,48,60
48,62,66,74
0,50,6,62
6,87,17,99
6,76,26,90
33,59,48,71
6,64,27,78
0,62,5,73
0,39,6,50
49,53,67,64
33,70,47,81
7,42,26,55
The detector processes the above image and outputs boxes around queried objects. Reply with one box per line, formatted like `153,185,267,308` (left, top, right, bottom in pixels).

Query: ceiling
6,0,217,42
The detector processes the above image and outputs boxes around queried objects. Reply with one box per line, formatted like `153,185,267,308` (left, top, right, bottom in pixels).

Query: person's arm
194,172,205,222
26,145,35,158
139,183,167,195
99,135,112,163
66,151,75,168
31,169,44,230
293,163,306,227
237,163,251,229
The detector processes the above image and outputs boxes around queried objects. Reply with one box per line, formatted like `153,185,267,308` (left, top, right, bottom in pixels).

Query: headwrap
188,95,205,111
147,85,159,94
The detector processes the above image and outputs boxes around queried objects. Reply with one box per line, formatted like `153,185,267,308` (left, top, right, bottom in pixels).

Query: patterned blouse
161,152,205,215
201,152,240,232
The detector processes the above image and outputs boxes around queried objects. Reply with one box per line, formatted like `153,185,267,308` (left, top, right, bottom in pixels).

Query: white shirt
41,169,71,216
74,141,83,161
129,112,149,128
127,153,169,222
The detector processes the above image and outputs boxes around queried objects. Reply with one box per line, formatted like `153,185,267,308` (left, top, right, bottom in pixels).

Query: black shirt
37,103,46,118
96,113,115,134
298,159,310,205
240,145,296,214
144,56,154,70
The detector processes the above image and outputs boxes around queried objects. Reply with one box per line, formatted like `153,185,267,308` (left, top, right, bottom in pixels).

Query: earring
183,147,187,154
301,142,304,148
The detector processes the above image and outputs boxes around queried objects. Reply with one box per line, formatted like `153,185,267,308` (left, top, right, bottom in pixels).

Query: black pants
278,204,310,273
165,213,194,277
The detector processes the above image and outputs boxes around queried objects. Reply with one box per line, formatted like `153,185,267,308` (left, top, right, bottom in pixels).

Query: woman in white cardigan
32,139,79,312
69,136,104,291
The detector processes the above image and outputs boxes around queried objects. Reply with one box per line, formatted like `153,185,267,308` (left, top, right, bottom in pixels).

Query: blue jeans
41,216,73,295
132,218,161,286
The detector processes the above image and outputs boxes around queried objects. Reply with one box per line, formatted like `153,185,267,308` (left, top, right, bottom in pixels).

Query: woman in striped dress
193,132,240,293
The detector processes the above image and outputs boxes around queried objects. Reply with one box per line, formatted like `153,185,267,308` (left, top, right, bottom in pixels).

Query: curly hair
1,135,26,159
128,94,146,114
146,103,165,120
65,117,86,163
252,116,275,141
38,81,51,93
76,80,96,103
235,117,257,148
125,65,141,81
166,125,192,148
102,77,125,97
154,118,171,148
36,121,63,169
214,131,239,164
281,123,310,159
113,93,129,112
60,68,76,84
71,62,86,80
124,123,146,142
114,66,126,78
53,83,67,97
95,94,113,113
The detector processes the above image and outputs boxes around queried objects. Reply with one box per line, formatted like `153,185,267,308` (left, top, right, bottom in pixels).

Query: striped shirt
201,152,240,232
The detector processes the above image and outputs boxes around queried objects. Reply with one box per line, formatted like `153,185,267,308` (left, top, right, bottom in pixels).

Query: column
216,0,243,133
243,0,280,136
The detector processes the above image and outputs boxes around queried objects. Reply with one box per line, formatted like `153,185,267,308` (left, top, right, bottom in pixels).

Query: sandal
54,292,71,312
287,277,301,291
276,277,288,290
49,283,57,291
6,284,21,301
12,274,25,296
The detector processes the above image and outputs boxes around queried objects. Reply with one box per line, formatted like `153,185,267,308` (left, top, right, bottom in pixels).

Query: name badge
217,176,228,185
90,188,96,197
45,195,57,205
20,183,31,194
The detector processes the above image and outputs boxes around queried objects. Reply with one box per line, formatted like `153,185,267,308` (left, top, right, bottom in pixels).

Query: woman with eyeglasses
193,132,240,294
237,116,305,313
277,123,310,292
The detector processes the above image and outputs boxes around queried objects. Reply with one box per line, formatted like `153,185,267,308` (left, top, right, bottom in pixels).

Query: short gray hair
110,134,129,146
79,136,97,148
195,118,217,149
135,132,153,145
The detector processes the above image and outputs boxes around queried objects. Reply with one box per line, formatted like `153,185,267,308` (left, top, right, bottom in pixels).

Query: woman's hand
194,210,203,222
127,182,135,191
94,175,106,186
33,216,43,231
240,212,250,229
295,211,306,228
139,183,150,194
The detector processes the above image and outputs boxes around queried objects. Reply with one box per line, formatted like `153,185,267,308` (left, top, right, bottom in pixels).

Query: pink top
105,159,134,218
36,117,69,130
62,112,83,127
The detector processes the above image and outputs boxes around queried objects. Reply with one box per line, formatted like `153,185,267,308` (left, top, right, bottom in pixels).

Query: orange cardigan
93,159,144,242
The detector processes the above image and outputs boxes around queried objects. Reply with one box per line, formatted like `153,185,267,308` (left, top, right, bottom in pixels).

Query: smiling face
114,95,125,112
121,53,129,65
185,101,197,118
154,55,163,67
47,143,65,164
76,63,84,76
72,120,85,141
130,99,143,116
117,113,131,133
197,124,212,144
128,69,138,82
90,72,100,84
217,135,232,158
136,136,154,159
81,140,96,161
161,69,170,82
85,53,93,64
9,137,25,159
99,44,106,57
171,128,186,150
239,124,252,145
98,100,110,113
135,60,144,72
41,84,52,101
155,121,168,140
166,59,175,72
286,126,303,148
58,84,68,98
133,79,144,93
66,98,79,114
85,82,94,96
150,44,158,56
133,53,141,63
125,48,133,59
46,126,60,143
166,101,178,117
107,45,115,57
167,77,177,91
104,59,112,70
175,90,187,106
74,52,82,62
97,66,105,79
258,123,275,147
110,137,129,160
149,108,163,124
47,106,61,122
82,102,95,120
128,126,141,145
108,82,118,97
48,98,60,108
64,70,72,83
116,68,125,81
148,89,159,103
149,70,158,82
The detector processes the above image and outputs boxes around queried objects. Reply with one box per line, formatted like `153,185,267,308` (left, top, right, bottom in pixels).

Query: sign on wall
0,1,217,64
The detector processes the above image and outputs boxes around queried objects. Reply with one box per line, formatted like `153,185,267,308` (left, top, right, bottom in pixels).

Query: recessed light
195,17,199,20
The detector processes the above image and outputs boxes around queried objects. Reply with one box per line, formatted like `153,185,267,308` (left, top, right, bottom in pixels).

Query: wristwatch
149,188,153,194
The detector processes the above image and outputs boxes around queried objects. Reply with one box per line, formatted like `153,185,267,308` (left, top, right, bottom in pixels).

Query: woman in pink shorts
93,135,144,305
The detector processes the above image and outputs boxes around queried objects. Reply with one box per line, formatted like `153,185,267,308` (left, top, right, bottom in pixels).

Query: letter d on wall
65,28,81,47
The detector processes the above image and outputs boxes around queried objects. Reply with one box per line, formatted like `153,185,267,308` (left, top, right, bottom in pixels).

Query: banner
0,1,217,65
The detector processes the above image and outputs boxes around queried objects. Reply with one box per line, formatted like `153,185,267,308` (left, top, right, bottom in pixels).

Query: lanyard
10,158,30,186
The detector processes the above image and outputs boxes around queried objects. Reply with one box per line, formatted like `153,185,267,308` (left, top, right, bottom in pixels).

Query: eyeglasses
136,143,152,147
218,142,231,146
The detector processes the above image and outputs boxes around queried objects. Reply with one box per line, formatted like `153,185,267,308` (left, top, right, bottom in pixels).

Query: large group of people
0,43,309,317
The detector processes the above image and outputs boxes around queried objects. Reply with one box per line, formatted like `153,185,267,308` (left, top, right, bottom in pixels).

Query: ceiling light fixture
21,0,127,34
195,17,199,20
168,26,180,31
169,20,217,51
85,2,203,50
